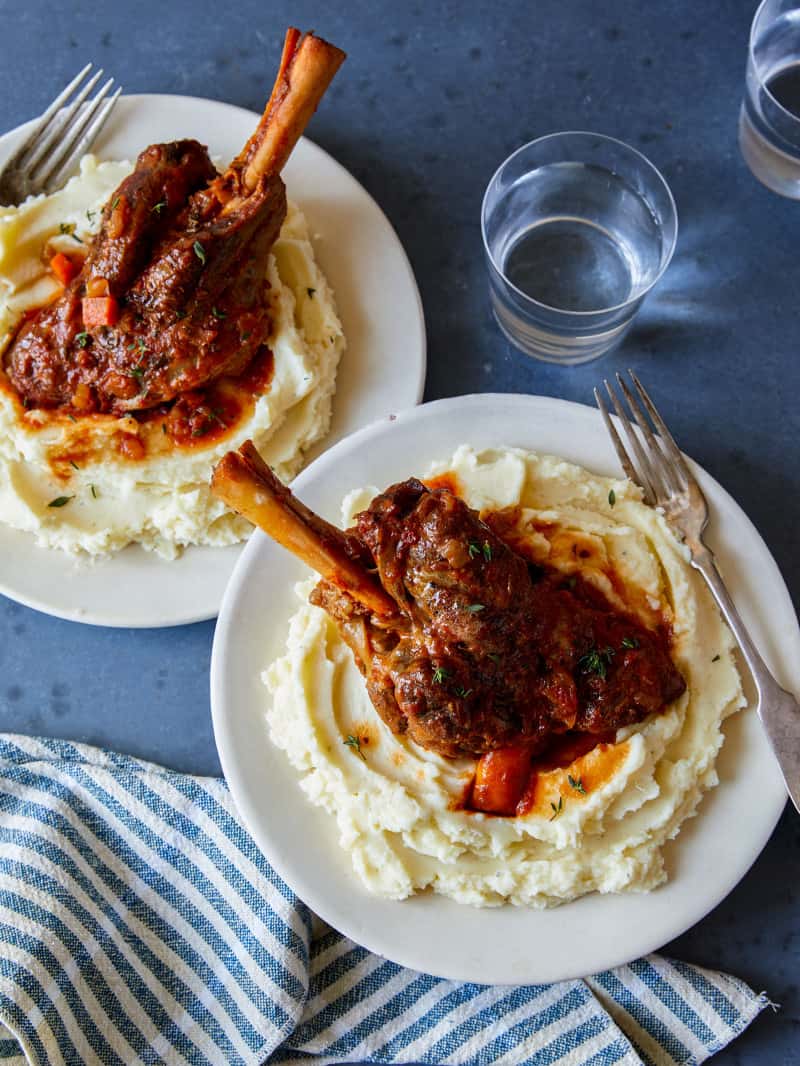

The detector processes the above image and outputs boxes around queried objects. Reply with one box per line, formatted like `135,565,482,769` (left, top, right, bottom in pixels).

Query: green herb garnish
568,774,587,795
75,331,90,348
712,654,721,662
487,652,501,665
211,306,226,320
608,489,616,507
466,603,485,614
86,208,96,224
432,666,450,684
454,686,473,699
193,241,206,265
151,200,167,214
240,330,251,342
58,221,83,245
343,734,366,761
69,460,79,471
468,540,492,562
129,367,144,382
578,646,615,679
549,796,564,821
48,495,73,508
67,413,77,423
621,636,640,649
90,485,97,499
111,197,120,211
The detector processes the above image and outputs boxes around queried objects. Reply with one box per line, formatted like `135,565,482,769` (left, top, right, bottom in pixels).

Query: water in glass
500,163,663,314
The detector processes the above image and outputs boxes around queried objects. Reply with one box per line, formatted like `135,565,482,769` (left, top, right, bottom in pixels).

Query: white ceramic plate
211,393,793,985
0,95,425,627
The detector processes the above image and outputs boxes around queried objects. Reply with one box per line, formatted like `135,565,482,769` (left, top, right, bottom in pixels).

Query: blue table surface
1,0,798,1061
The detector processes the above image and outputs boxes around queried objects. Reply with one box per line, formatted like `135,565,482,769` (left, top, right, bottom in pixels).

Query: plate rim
0,93,426,628
211,391,792,984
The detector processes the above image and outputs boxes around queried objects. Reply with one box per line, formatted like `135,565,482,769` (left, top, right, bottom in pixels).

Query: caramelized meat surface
310,479,686,758
6,141,284,413
3,29,345,416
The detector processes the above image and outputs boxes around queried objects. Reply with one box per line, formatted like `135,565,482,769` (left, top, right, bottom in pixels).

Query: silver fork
0,64,121,207
596,369,799,814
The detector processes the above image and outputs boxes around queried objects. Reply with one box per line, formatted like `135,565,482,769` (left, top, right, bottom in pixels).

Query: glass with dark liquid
740,0,800,198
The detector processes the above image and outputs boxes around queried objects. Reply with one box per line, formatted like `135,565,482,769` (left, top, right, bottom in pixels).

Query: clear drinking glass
481,132,678,365
739,0,800,198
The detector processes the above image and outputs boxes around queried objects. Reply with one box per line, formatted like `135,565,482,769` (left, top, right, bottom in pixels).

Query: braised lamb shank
5,29,345,414
212,443,686,761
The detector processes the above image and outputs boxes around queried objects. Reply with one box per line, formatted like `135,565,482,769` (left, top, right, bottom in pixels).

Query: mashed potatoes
264,445,744,908
0,155,344,557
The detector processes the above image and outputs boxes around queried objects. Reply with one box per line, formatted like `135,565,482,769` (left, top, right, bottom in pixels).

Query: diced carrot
71,383,93,411
82,295,119,329
50,252,78,286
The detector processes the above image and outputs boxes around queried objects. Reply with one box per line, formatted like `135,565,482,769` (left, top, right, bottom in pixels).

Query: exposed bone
232,29,345,195
211,441,396,617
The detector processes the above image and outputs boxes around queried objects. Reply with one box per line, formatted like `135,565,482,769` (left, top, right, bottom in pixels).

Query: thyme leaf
343,734,366,761
578,646,615,679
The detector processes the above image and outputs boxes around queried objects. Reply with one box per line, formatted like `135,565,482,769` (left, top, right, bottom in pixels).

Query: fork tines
1,64,121,203
594,370,692,507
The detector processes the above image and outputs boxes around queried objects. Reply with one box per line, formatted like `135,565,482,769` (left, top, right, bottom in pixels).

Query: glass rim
750,0,800,129
480,130,679,319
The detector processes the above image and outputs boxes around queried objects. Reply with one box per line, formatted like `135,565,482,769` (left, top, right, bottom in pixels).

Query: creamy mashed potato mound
264,445,745,908
0,156,344,557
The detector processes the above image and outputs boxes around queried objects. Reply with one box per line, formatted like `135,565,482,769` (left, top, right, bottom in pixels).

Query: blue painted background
0,1,797,1061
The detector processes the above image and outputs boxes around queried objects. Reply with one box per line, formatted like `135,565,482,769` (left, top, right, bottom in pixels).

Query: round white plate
211,393,793,985
0,95,425,627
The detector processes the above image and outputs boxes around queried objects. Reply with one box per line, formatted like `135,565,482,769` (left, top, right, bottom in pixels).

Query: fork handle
692,546,800,814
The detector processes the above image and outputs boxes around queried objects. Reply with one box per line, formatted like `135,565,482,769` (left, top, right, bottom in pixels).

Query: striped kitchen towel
0,734,770,1066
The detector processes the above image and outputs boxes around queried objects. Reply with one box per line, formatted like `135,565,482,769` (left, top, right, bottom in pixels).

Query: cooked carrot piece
50,252,79,286
471,746,533,815
82,295,119,328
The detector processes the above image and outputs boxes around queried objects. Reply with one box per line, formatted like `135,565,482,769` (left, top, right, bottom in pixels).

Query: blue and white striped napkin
0,734,770,1066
